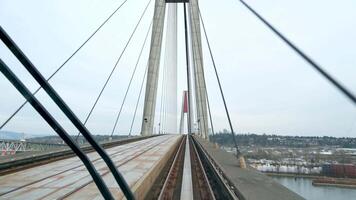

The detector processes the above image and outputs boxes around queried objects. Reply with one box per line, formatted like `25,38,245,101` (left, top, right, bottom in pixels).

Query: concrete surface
0,135,181,199
195,137,305,200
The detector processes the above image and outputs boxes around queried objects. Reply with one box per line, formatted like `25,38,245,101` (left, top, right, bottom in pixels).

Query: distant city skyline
0,0,355,137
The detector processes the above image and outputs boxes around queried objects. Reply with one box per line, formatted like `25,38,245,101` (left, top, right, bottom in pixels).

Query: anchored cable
188,3,212,139
0,59,114,200
205,87,215,138
198,8,241,156
0,0,129,130
162,59,169,134
110,21,153,137
0,27,135,200
74,0,152,140
183,2,193,135
238,0,356,105
158,62,167,134
129,63,149,136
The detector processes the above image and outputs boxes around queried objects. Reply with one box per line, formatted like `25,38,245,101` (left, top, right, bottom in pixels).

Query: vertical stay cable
158,63,167,134
0,27,135,200
162,59,169,134
192,15,215,138
188,3,211,139
205,88,215,138
129,63,149,136
197,8,241,156
0,1,130,130
238,0,356,105
110,21,153,137
183,2,193,135
73,0,152,140
0,59,114,200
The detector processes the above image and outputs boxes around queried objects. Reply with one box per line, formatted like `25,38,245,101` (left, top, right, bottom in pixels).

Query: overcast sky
0,0,355,137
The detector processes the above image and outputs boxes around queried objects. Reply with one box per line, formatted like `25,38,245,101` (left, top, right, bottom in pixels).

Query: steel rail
158,135,186,199
190,136,215,200
192,136,244,200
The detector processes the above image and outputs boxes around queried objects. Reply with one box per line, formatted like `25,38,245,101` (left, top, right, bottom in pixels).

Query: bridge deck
195,137,304,200
0,134,181,200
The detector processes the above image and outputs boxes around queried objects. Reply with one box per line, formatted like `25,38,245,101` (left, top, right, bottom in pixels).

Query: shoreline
312,182,356,189
266,172,356,189
265,172,321,179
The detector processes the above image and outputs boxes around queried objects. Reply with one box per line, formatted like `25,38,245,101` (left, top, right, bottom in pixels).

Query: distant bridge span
0,139,67,155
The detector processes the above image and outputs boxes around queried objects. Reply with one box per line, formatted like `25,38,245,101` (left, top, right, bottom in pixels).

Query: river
271,176,356,200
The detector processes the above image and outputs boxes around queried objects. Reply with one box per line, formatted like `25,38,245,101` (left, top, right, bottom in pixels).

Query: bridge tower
141,0,209,140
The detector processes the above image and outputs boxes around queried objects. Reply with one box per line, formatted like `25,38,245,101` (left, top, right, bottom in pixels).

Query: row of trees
209,132,356,148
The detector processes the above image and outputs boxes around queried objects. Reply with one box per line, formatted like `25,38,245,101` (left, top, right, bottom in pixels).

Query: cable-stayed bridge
0,0,355,199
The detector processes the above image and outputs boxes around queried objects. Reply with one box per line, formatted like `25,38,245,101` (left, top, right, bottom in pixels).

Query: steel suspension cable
162,57,170,134
205,87,215,138
0,1,129,130
190,10,214,139
163,63,169,134
74,0,152,140
0,59,114,200
0,24,135,200
129,63,149,136
188,5,211,139
198,8,241,156
110,21,153,137
238,0,356,105
158,60,167,134
183,2,193,135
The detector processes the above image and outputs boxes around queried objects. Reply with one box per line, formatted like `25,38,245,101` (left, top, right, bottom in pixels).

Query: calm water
272,176,356,200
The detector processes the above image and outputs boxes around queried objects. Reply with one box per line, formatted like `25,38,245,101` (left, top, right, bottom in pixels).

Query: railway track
192,136,241,200
156,135,239,200
1,135,241,199
157,135,186,199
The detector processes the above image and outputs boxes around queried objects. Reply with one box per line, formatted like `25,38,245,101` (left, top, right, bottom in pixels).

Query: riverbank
266,172,356,189
265,172,321,179
313,178,356,189
271,176,356,200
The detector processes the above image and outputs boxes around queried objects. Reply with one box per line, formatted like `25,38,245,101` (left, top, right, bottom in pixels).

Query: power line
110,21,153,137
0,1,130,130
238,0,356,106
74,0,152,140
